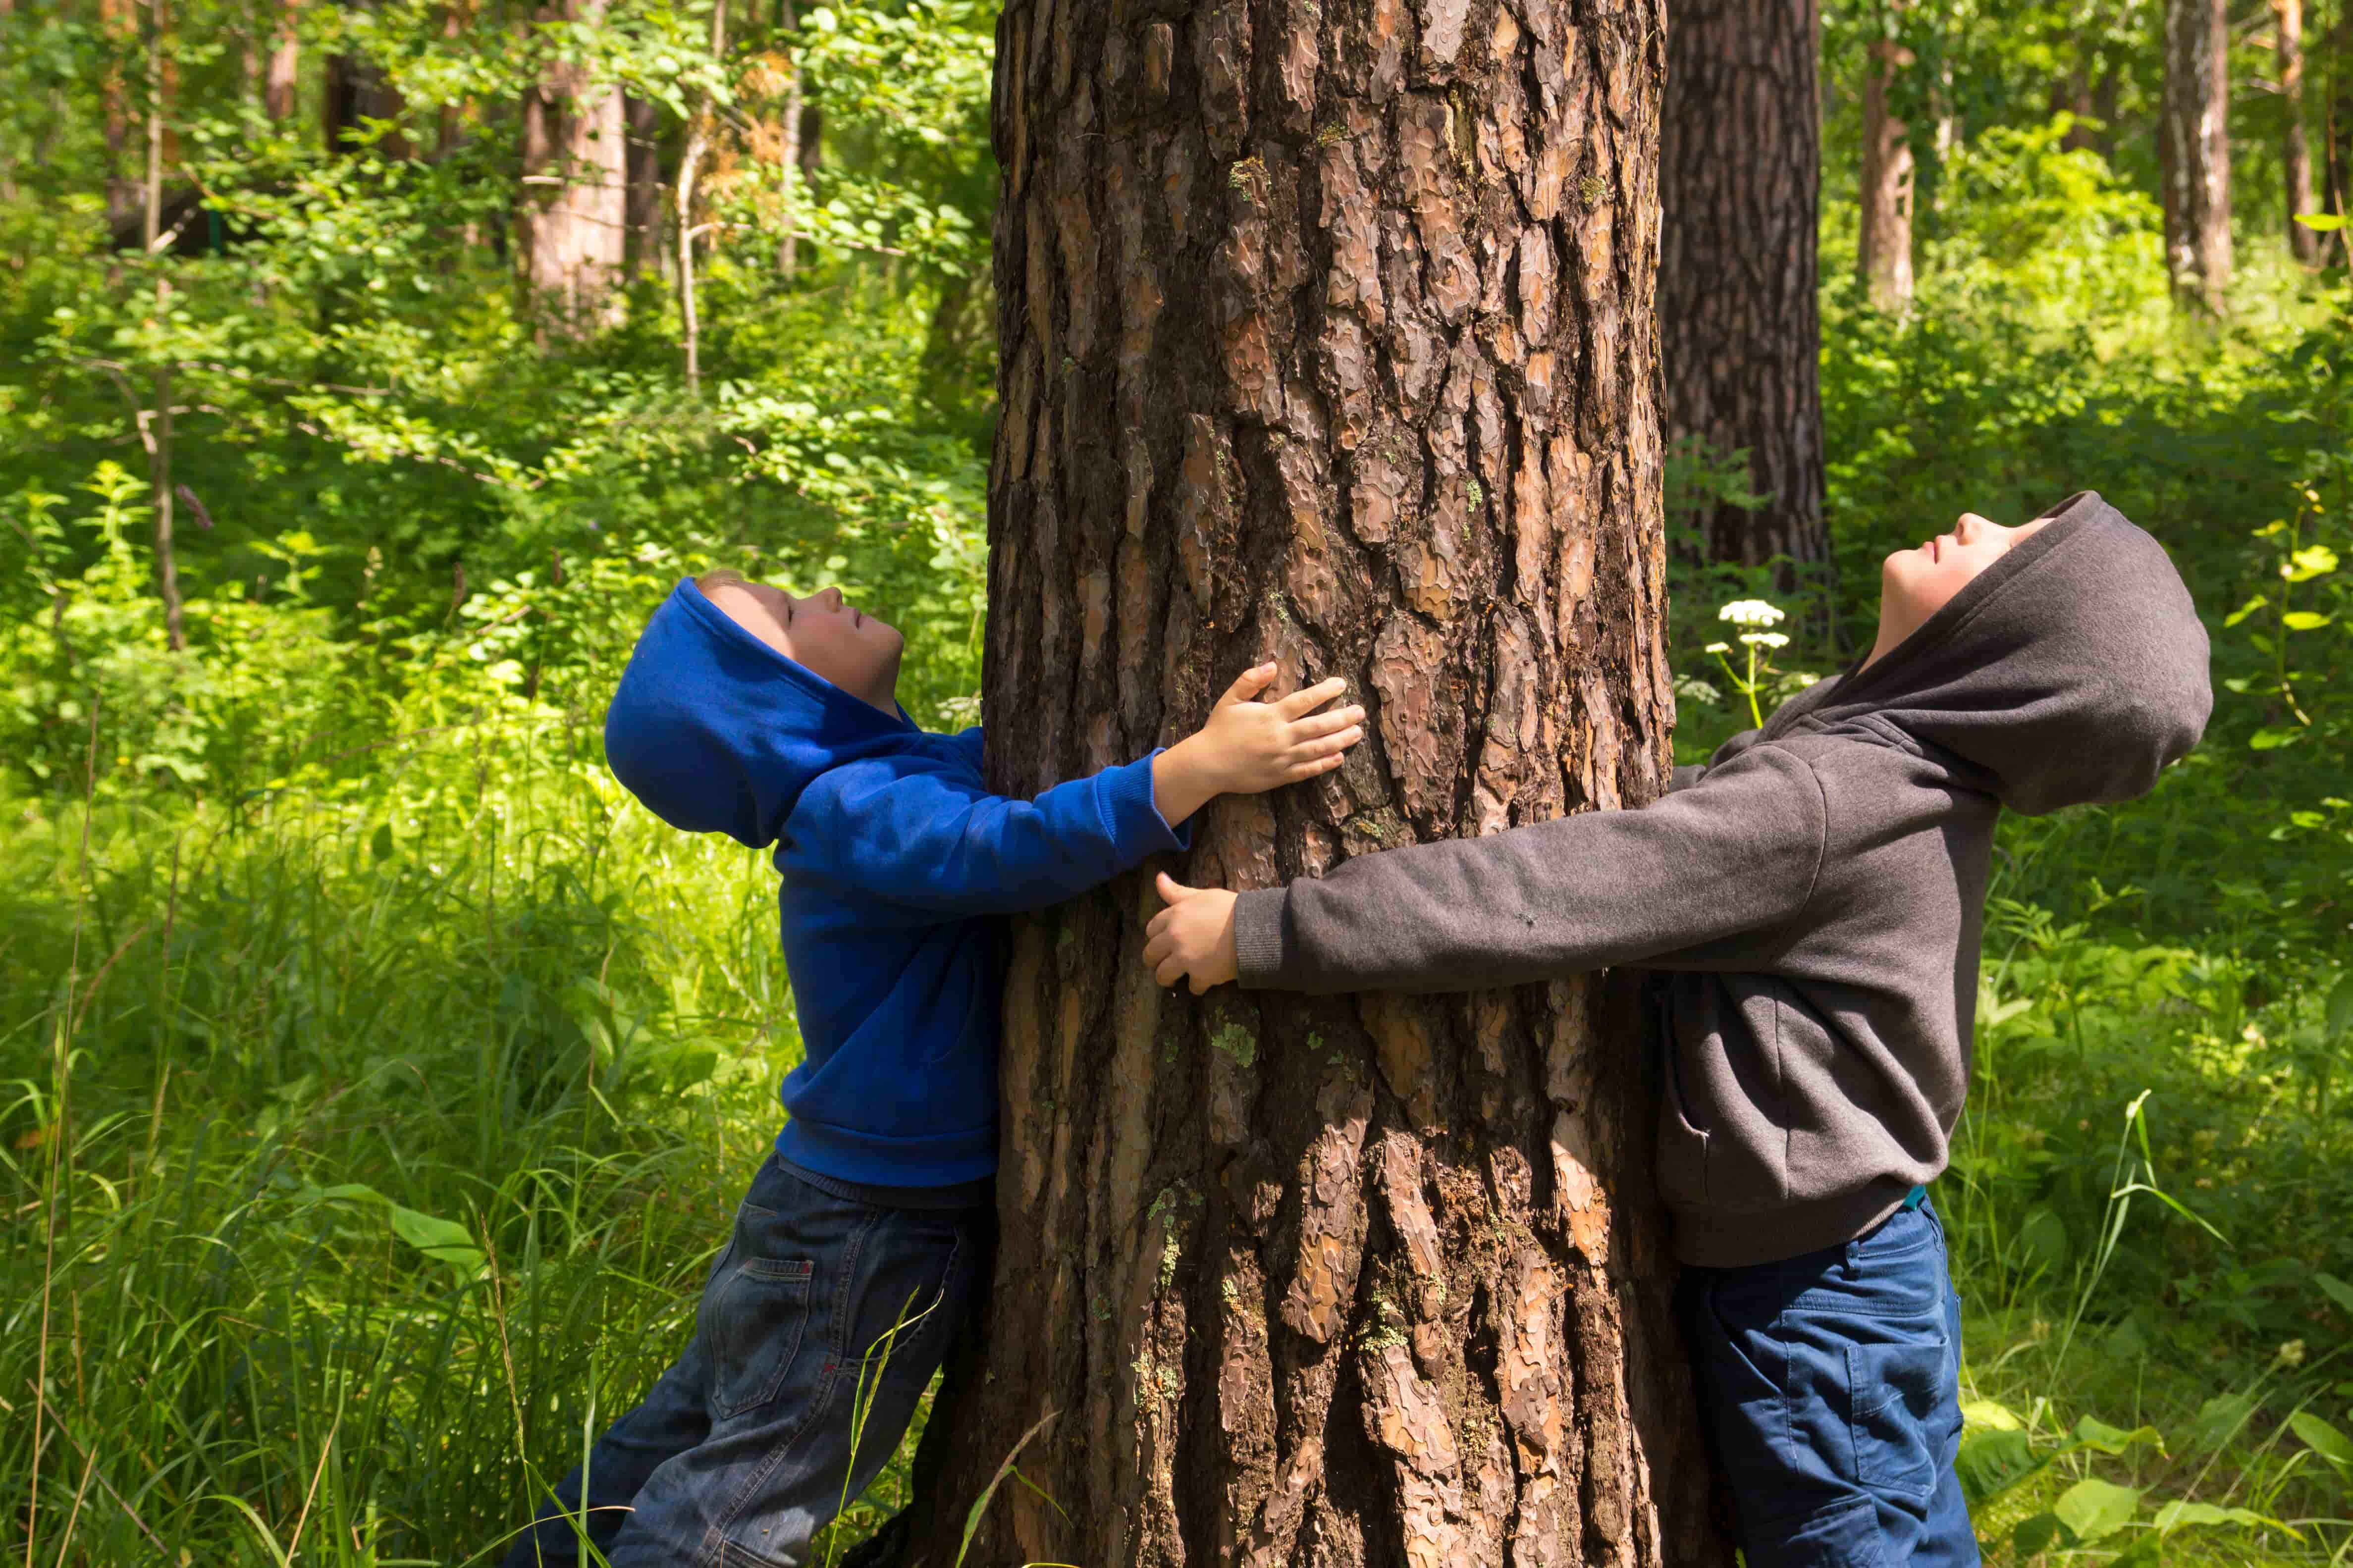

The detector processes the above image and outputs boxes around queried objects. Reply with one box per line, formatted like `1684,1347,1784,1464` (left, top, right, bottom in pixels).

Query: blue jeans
502,1154,987,1568
1677,1198,1978,1568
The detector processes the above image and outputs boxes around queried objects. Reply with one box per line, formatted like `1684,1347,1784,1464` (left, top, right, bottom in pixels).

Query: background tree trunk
775,0,804,278
144,0,185,653
1660,0,1827,579
324,1,409,158
2162,0,2232,313
518,0,627,332
623,93,665,275
264,0,300,121
102,0,143,236
2279,0,2320,263
2330,0,2352,254
1858,6,1916,312
868,4,1720,1567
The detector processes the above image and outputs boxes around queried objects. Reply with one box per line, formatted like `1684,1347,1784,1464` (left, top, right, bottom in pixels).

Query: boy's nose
821,587,846,612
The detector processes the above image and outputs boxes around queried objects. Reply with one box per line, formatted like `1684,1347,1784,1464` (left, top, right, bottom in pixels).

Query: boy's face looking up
1868,512,2050,669
698,571,905,714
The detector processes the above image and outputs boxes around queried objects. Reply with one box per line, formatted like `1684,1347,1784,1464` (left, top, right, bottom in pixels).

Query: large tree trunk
869,5,1719,1567
1661,0,1826,579
519,0,628,332
2162,0,2232,313
2279,0,2320,264
1857,7,1915,312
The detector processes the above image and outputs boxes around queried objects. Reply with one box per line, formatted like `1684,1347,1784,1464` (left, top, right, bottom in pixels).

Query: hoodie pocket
1656,998,1711,1205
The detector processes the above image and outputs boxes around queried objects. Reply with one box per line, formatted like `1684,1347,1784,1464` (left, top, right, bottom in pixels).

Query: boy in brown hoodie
1142,493,2210,1566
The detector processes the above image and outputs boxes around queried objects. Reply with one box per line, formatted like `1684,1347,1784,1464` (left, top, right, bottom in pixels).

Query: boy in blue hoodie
502,569,1365,1568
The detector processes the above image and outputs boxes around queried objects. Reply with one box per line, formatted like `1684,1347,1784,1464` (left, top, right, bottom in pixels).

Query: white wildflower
1718,599,1786,627
1704,641,1731,655
1674,674,1721,706
1739,630,1790,650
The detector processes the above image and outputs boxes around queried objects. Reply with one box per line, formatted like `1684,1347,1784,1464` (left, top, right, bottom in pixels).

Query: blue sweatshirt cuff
1105,749,1194,857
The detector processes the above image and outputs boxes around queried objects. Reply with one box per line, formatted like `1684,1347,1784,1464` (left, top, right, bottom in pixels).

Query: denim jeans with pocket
1677,1196,1978,1568
501,1152,986,1568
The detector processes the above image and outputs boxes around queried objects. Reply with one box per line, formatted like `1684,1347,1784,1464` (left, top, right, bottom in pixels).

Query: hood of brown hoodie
1760,491,2213,816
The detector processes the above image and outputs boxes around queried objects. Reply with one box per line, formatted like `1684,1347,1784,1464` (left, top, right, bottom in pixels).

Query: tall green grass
1,720,806,1566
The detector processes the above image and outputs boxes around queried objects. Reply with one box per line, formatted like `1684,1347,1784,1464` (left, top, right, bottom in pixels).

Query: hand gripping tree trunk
1660,0,1827,578
865,4,1721,1566
2161,0,2232,314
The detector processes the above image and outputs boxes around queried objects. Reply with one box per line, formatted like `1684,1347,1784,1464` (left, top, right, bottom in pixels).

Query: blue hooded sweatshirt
603,580,1190,1187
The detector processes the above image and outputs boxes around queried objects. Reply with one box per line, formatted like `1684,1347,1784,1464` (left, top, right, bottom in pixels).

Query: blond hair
695,568,751,593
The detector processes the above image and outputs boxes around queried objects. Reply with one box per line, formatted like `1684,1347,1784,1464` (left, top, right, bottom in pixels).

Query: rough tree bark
2161,0,2232,314
1857,3,1915,313
1660,0,1826,576
519,0,628,331
867,3,1720,1567
2278,0,2320,264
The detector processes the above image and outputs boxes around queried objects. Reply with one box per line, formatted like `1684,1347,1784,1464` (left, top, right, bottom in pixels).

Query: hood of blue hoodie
1759,491,2212,816
604,579,918,847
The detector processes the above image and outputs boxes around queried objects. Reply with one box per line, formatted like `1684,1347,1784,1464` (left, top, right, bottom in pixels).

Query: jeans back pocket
707,1254,817,1419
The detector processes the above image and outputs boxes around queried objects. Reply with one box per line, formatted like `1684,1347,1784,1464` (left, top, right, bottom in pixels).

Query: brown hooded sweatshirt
1233,492,2212,1266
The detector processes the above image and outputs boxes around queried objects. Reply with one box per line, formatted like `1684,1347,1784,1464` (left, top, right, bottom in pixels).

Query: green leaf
2288,1411,2353,1466
2152,1500,2300,1540
2295,211,2350,230
2281,611,2333,631
2315,1270,2353,1316
2020,1206,2070,1268
2101,1316,2150,1360
2054,1477,2141,1543
2012,1513,2064,1558
388,1204,484,1271
2326,975,2353,1038
2284,544,2341,581
371,822,394,862
1961,1398,2026,1431
2222,593,2268,627
1956,1429,2040,1505
2070,1414,2163,1455
2250,727,2303,751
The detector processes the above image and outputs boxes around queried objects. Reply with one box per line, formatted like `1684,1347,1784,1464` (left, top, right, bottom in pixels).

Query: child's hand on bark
1150,663,1364,826
1144,873,1240,993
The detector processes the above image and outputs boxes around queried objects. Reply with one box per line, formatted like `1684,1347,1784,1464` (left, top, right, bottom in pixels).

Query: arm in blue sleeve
787,753,1190,917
